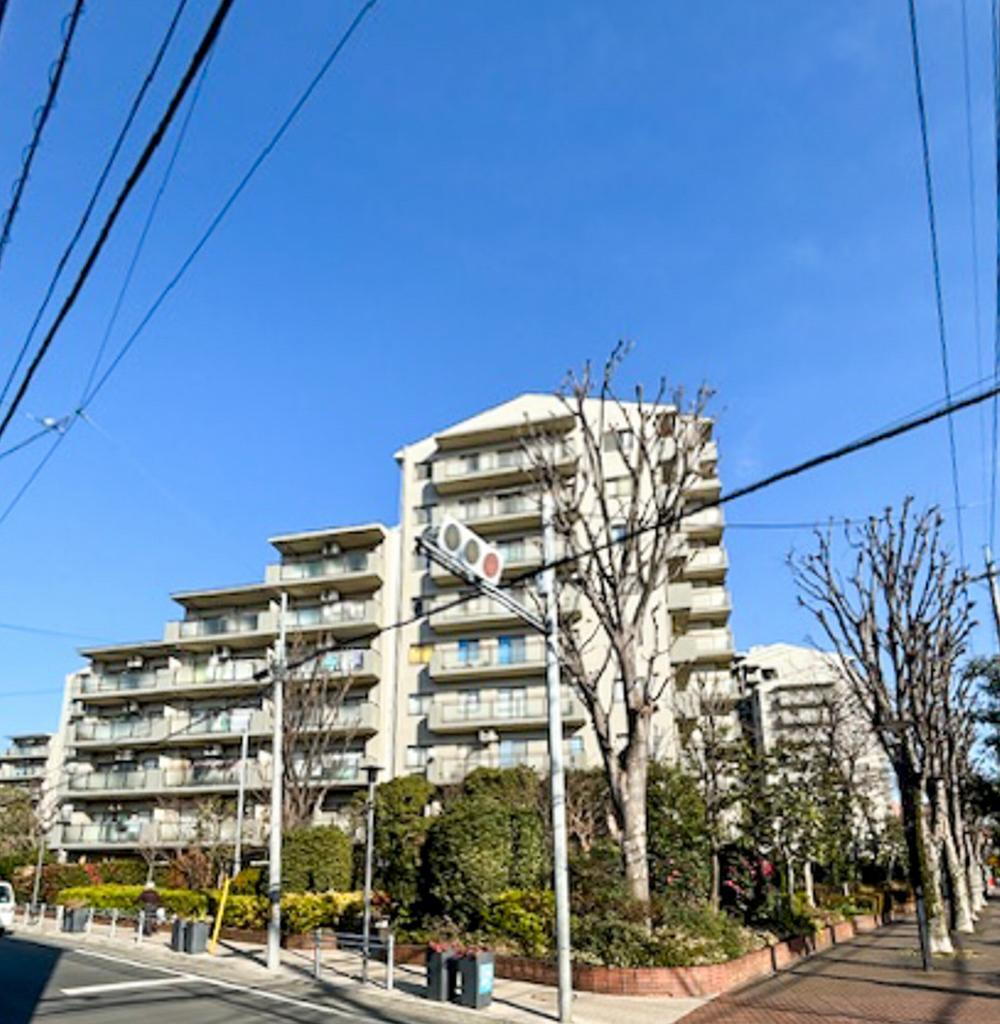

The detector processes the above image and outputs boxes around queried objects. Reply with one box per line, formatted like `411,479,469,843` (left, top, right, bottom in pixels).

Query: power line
80,0,382,411
959,0,988,530
254,378,1000,685
906,0,966,565
0,0,191,415
0,0,86,278
0,0,235,447
0,621,108,642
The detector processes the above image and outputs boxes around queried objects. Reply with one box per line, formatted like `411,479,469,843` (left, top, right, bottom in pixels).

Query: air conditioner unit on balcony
215,646,232,661
478,730,499,744
117,750,135,762
321,590,340,604
127,656,143,669
322,542,341,556
203,745,223,758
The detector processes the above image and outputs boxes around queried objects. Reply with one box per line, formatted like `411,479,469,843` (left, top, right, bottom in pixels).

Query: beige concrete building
0,733,54,800
734,643,893,823
53,393,734,858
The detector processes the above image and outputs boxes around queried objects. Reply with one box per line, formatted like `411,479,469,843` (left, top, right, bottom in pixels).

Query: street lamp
361,763,382,984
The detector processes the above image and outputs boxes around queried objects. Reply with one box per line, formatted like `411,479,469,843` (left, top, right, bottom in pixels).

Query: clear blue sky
0,1,995,737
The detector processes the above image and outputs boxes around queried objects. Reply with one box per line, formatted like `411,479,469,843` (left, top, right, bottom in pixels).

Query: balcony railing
60,819,265,846
77,659,268,698
297,701,378,734
285,600,378,630
434,443,574,492
428,493,540,530
75,719,156,743
430,636,546,678
427,590,531,628
1,742,48,758
427,749,587,785
0,764,44,780
429,694,585,732
273,550,379,582
673,628,734,664
178,611,267,639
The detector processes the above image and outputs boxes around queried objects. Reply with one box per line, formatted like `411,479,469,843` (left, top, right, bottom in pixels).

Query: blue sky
0,0,995,736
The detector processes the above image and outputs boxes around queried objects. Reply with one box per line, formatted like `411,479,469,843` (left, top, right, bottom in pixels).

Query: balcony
686,473,721,501
297,701,379,737
429,636,546,681
429,693,586,734
295,758,365,788
59,819,265,849
266,550,382,594
67,763,266,798
426,749,587,786
76,659,268,702
164,611,276,648
679,546,728,580
290,647,381,685
0,764,44,781
673,628,735,665
72,710,270,749
0,741,48,760
284,599,380,638
427,590,531,633
433,442,575,495
432,493,541,536
680,506,724,539
667,583,731,621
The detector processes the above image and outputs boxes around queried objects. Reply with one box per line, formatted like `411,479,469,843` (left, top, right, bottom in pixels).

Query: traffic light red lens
482,552,500,578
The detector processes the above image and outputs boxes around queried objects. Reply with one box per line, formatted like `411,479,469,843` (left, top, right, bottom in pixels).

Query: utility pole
233,717,250,878
417,513,573,1021
541,494,573,1023
983,546,1000,648
361,763,381,983
266,592,288,972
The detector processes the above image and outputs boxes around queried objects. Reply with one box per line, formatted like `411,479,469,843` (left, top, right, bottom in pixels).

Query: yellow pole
209,875,231,955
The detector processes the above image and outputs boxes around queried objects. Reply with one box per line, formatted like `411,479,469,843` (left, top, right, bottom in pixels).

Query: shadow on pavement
0,934,64,1024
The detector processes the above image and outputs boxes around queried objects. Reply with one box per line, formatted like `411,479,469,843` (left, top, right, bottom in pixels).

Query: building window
408,694,432,716
498,635,526,665
405,746,428,769
612,679,625,703
408,644,433,665
415,462,433,481
463,453,480,473
457,639,480,665
499,738,528,768
496,687,527,718
607,476,633,498
457,690,481,717
610,521,628,543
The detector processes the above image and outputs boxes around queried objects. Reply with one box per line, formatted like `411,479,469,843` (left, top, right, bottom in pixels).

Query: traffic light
437,515,504,585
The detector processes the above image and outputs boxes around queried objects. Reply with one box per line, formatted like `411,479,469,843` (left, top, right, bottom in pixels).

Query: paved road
680,900,1000,1024
0,933,416,1024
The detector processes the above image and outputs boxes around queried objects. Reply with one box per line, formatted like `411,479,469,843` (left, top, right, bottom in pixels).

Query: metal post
361,764,380,984
314,928,322,980
386,932,394,991
267,592,288,972
85,907,92,935
30,834,45,912
136,910,145,945
984,547,1000,648
111,908,118,939
541,493,573,1023
234,721,249,877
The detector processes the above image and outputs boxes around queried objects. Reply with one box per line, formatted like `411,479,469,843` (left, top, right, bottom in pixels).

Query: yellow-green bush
206,890,363,933
56,884,207,917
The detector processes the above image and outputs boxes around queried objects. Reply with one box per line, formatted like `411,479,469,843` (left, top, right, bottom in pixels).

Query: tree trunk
900,772,952,956
803,860,816,909
786,857,795,905
710,848,721,913
932,780,973,933
614,722,651,912
922,826,954,953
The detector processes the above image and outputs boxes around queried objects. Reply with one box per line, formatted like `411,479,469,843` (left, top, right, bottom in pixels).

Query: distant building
0,733,54,800
734,643,894,826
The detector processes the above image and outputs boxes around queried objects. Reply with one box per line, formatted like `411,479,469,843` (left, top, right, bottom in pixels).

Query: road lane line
62,976,196,996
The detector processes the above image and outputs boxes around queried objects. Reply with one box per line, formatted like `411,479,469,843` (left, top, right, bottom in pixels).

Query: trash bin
62,908,88,933
170,918,186,952
184,920,209,954
426,947,457,1002
455,951,494,1009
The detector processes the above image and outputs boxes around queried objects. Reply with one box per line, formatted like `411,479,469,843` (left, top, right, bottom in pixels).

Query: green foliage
647,761,711,904
56,884,208,917
282,826,352,893
217,894,267,929
568,840,628,917
0,786,35,857
482,889,555,957
368,775,434,921
206,890,363,933
425,797,512,927
22,864,90,904
93,859,150,886
230,867,264,896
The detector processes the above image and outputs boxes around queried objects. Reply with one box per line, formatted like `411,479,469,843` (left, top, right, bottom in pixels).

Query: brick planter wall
397,914,893,999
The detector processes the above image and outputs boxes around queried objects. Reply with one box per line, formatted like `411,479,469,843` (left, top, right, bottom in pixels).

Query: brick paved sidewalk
679,900,1000,1024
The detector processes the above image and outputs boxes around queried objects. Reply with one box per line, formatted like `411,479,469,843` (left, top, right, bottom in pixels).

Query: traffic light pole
266,591,288,972
418,517,573,1021
541,494,573,1023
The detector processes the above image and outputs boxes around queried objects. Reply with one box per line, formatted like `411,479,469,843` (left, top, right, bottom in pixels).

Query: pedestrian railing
309,927,395,990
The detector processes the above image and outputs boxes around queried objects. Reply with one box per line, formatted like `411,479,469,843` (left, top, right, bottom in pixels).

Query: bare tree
791,502,975,954
277,641,363,830
528,345,715,908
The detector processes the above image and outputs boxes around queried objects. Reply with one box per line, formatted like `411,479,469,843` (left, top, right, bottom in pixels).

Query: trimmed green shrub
482,889,554,957
282,826,351,893
217,894,268,929
369,775,434,922
230,867,264,896
95,859,151,886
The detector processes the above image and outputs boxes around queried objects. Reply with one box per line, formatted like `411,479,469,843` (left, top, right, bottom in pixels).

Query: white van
0,881,14,933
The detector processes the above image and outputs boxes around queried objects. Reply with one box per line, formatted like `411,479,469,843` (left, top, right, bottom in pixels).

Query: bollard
40,903,47,929
85,908,93,935
313,928,322,980
110,908,118,939
386,933,394,991
136,910,145,945
55,906,64,933
22,903,30,927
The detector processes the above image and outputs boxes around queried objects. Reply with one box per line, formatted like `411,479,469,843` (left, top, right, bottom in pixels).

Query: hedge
56,885,208,918
206,890,364,933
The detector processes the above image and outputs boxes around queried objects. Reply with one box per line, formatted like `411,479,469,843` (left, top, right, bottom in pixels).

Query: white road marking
71,948,352,1017
62,976,196,996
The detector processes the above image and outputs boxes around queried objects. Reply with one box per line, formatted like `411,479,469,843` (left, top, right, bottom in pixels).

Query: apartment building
0,733,55,802
734,643,893,822
392,393,735,783
58,524,398,857
52,392,735,858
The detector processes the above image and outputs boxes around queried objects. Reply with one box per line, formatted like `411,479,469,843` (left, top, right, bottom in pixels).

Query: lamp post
266,592,288,972
361,763,381,983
